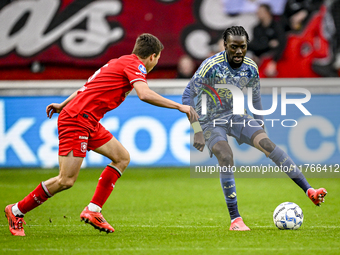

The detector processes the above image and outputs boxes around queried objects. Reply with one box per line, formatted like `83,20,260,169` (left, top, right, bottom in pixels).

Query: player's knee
259,138,276,154
122,152,130,169
219,153,234,167
119,149,130,171
213,143,234,167
57,176,76,190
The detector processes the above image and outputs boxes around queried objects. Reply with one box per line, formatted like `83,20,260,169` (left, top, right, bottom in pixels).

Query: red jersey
64,54,147,121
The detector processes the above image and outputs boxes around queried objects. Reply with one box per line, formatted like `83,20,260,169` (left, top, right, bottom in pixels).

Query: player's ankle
306,187,314,196
231,217,241,223
12,203,25,217
88,202,101,212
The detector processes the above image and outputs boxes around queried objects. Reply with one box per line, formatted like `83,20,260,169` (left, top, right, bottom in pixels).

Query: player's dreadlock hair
222,26,250,44
132,33,164,59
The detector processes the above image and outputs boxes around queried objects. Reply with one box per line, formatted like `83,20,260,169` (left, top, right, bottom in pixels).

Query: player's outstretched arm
46,89,79,118
189,107,205,152
134,81,205,151
134,81,191,118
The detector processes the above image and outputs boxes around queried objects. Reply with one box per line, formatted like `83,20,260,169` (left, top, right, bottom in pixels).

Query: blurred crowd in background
178,0,340,79
0,0,339,80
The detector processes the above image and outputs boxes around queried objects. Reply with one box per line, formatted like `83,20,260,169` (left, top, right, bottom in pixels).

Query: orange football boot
4,204,26,236
80,206,114,233
307,188,327,206
229,217,250,231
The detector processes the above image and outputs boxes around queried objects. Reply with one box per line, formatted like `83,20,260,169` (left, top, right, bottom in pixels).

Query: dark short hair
259,3,272,14
132,33,164,59
222,26,250,44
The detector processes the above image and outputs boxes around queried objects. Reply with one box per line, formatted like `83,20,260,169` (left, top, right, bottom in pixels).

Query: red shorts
58,110,113,157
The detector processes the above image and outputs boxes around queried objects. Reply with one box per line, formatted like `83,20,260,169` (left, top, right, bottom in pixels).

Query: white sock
12,203,25,217
231,217,241,223
88,203,101,212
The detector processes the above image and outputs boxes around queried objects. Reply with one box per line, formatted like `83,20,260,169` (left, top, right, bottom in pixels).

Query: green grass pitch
1,168,339,255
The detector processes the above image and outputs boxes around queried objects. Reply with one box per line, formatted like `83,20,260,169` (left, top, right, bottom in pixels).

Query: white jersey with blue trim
182,51,263,123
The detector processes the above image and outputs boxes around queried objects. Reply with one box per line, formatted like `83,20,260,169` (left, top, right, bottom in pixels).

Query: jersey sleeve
123,62,147,85
182,82,191,105
248,66,264,123
246,63,260,97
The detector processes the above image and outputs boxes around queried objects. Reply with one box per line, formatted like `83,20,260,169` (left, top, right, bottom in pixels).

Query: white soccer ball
273,202,304,230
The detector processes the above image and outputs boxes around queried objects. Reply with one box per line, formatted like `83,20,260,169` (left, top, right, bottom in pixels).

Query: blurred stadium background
0,0,339,169
2,2,340,253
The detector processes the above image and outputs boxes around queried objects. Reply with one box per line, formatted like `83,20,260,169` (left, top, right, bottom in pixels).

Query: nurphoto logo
198,83,311,127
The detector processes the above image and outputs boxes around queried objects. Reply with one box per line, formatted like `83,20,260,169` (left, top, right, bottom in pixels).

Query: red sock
90,165,121,208
17,182,52,214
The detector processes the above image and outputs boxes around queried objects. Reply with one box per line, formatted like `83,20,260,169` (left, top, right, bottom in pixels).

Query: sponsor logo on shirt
135,72,146,77
138,64,147,74
79,136,88,139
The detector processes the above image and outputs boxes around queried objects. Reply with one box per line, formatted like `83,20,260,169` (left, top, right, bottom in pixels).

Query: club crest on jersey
81,142,87,153
239,77,248,86
138,64,147,74
204,131,211,139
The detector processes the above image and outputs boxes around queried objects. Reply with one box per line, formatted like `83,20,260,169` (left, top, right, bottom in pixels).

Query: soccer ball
273,202,303,230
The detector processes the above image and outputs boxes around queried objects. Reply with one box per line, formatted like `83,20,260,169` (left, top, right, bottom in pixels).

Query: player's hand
194,131,205,152
46,103,63,118
178,104,192,120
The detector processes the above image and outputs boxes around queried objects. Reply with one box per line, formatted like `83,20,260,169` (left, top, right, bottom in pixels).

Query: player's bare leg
80,137,130,233
251,129,327,206
5,151,83,236
212,141,250,231
44,151,83,194
94,136,130,174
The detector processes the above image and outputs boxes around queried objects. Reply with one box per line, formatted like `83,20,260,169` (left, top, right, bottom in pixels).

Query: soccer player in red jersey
5,33,195,236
